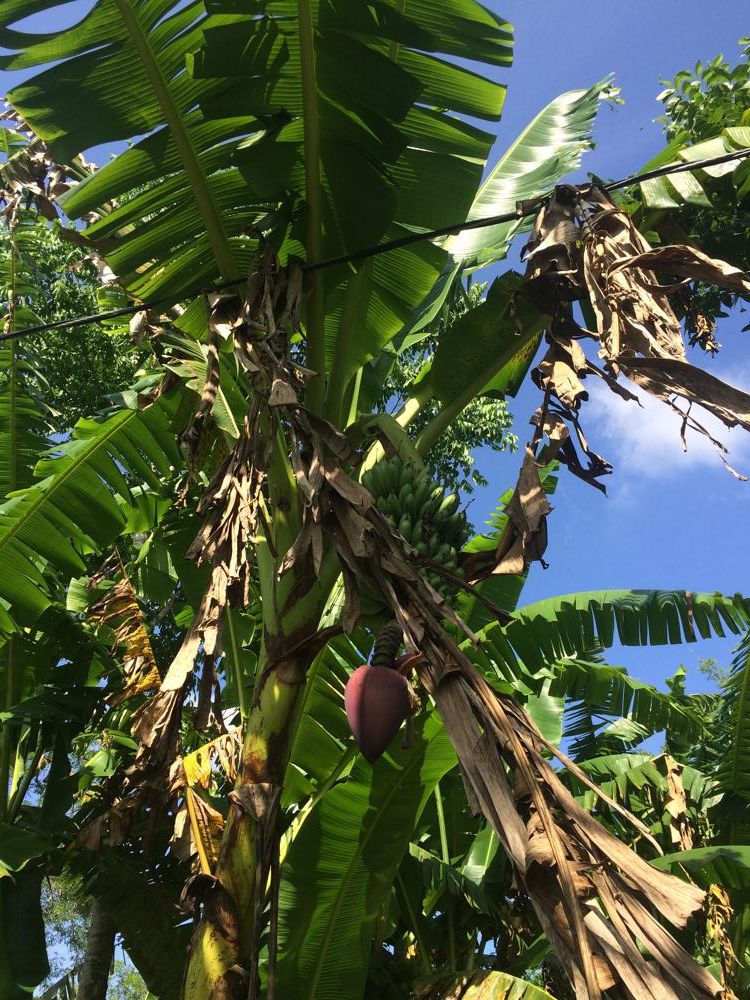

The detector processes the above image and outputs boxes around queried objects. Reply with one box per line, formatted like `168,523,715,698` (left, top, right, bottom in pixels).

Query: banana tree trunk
182,593,332,998
77,898,116,1000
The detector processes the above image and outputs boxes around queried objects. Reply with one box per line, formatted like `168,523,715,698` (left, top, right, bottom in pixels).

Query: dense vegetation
0,5,749,999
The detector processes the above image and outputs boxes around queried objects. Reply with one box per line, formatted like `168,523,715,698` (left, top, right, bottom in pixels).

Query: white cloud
583,367,750,482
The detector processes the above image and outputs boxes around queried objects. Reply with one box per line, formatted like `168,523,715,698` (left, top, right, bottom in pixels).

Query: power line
305,146,750,271
2,145,749,346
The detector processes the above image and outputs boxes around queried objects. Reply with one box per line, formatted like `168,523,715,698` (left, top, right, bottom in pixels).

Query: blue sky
465,1,750,691
2,1,749,694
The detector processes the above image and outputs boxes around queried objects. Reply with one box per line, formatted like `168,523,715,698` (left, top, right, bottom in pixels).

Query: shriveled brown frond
167,732,243,874
416,651,718,1000
89,552,161,707
178,328,222,464
703,884,739,999
463,447,552,583
579,188,688,364
517,184,750,489
0,105,93,223
615,357,750,433
610,244,750,297
258,345,720,999
127,258,304,797
662,754,693,851
182,729,243,791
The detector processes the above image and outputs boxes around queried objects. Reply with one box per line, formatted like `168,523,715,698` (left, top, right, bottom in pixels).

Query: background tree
0,124,142,429
631,37,750,329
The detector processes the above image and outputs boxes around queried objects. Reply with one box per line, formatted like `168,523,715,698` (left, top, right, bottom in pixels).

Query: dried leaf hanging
127,257,303,796
88,552,161,707
0,106,93,223
519,184,750,487
254,278,724,998
435,185,750,995
169,729,243,873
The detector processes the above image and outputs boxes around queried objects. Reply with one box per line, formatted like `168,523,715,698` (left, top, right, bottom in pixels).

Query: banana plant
2,3,749,999
270,587,748,999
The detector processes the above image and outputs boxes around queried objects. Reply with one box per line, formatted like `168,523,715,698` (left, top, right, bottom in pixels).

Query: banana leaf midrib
296,0,326,413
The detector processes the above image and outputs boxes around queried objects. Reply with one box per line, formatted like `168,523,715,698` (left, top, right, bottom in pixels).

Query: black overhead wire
2,144,749,346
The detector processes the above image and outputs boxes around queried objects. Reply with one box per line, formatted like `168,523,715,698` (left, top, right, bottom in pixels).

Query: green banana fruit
359,455,469,601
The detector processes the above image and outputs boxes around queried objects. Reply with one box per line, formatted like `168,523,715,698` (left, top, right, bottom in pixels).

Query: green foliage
378,282,517,493
277,711,456,1000
658,43,750,144
0,389,182,636
636,40,750,325
0,219,142,433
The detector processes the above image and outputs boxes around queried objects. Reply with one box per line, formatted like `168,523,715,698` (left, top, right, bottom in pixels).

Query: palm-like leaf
556,659,702,752
0,335,48,503
2,0,245,293
0,388,182,635
713,632,750,839
504,589,749,667
638,126,750,208
565,752,719,846
465,591,750,749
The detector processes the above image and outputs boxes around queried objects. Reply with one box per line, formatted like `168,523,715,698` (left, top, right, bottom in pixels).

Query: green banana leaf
509,589,750,656
400,79,613,342
0,388,182,635
452,78,614,267
277,710,456,1000
418,971,555,999
282,634,363,809
638,126,750,208
651,845,750,890
716,632,750,806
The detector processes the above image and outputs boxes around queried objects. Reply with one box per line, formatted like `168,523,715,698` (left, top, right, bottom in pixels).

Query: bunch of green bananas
362,457,469,599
